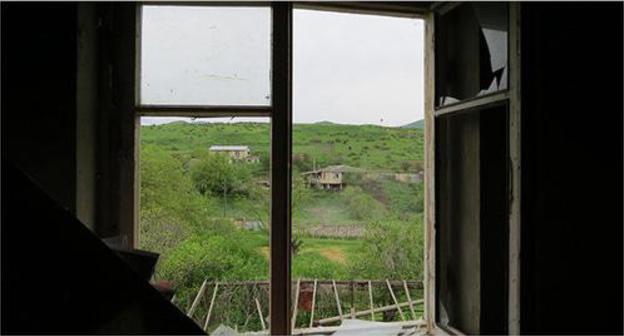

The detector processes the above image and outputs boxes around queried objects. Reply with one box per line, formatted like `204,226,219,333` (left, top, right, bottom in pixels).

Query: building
208,145,250,161
302,165,365,190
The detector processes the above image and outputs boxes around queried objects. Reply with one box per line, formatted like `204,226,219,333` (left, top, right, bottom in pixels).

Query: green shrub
349,217,424,280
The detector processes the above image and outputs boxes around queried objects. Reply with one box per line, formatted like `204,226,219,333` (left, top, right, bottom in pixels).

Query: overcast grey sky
141,6,424,126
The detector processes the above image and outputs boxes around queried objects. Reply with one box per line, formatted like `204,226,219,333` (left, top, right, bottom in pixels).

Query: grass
141,121,423,171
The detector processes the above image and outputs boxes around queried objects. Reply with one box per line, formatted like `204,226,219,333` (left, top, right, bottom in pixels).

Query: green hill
141,121,424,172
401,119,424,129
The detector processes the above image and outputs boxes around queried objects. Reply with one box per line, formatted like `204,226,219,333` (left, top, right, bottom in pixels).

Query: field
139,120,425,329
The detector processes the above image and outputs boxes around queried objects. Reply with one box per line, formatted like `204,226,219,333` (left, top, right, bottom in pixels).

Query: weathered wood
423,10,436,333
187,279,208,317
190,279,421,288
508,3,522,334
403,280,417,320
368,280,374,320
203,282,220,331
255,297,267,330
136,105,271,117
291,320,426,336
386,279,405,321
332,280,343,319
291,278,301,330
309,279,317,328
317,300,424,325
350,281,356,318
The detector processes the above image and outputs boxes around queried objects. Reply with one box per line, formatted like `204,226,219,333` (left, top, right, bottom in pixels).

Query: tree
190,153,252,197
139,144,219,254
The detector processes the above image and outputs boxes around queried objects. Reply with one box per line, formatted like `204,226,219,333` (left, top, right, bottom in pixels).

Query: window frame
429,3,521,335
130,3,439,335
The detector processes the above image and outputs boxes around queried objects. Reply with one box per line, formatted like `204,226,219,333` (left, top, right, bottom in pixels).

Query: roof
302,165,365,175
209,145,250,152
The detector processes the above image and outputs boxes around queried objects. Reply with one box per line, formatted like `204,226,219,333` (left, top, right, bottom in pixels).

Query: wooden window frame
127,3,452,335
428,3,522,335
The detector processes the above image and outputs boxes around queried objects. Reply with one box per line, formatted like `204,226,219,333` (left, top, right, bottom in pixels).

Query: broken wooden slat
291,278,301,330
317,299,424,325
386,279,405,321
255,297,267,330
332,280,343,320
203,282,220,331
309,279,318,328
403,280,417,320
368,280,374,321
187,279,208,317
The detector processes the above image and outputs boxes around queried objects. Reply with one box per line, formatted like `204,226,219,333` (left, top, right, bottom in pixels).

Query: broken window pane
435,3,508,107
140,6,272,106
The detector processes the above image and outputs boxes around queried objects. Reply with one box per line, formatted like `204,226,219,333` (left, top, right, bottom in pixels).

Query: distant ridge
313,121,336,125
401,119,424,129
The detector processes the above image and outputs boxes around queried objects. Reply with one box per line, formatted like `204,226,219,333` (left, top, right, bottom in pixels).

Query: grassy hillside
139,120,425,322
141,121,424,172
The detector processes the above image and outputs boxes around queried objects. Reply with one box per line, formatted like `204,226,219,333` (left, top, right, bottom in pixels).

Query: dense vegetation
139,121,425,327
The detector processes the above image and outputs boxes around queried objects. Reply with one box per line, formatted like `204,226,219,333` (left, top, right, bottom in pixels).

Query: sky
140,7,424,127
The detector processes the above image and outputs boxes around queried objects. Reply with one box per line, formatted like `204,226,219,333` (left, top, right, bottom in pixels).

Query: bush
190,153,252,197
349,217,424,280
157,230,269,308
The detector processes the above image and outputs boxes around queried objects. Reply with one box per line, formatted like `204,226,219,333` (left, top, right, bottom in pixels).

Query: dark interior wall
521,3,623,334
1,2,78,212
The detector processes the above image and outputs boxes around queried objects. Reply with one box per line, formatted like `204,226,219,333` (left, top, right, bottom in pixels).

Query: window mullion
270,3,293,335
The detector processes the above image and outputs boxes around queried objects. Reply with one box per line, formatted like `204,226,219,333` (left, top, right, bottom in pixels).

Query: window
128,4,478,335
140,5,272,106
137,5,274,333
290,8,426,330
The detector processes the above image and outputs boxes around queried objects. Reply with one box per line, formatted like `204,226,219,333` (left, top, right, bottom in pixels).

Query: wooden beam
332,280,343,320
269,3,293,335
294,2,428,18
508,3,522,334
188,279,422,288
403,280,418,320
293,320,426,336
386,279,405,321
423,10,437,333
309,279,318,328
255,297,267,331
317,300,424,325
187,279,208,317
434,91,509,118
136,105,271,117
292,278,301,330
203,282,220,331
368,281,374,321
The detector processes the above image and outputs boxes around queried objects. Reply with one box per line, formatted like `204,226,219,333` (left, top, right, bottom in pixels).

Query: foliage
140,144,220,254
350,216,424,280
190,153,252,197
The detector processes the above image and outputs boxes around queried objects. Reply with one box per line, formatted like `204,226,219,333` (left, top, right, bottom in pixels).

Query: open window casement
426,2,521,335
